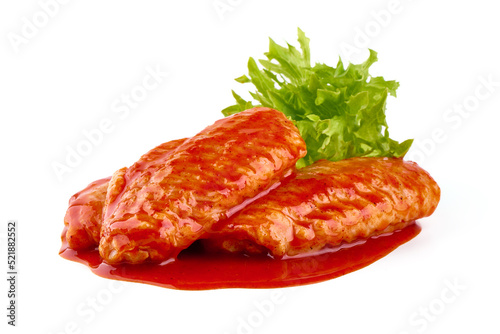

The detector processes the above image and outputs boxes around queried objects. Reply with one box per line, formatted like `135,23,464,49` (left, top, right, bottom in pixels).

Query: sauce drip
59,223,421,290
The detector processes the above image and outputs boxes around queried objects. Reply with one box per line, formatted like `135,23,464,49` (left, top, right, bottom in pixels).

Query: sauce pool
59,222,421,290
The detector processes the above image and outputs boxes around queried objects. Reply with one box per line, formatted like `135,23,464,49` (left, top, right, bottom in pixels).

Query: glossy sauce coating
204,157,440,257
64,177,110,249
64,138,187,250
60,222,421,290
99,108,306,264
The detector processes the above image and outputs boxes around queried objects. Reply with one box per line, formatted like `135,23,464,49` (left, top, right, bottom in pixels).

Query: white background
1,1,499,333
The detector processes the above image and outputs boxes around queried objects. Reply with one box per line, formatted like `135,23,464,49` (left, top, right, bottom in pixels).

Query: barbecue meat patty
99,107,307,264
202,157,440,257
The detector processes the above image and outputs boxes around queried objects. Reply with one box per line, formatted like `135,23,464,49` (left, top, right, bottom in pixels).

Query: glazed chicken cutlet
202,157,440,257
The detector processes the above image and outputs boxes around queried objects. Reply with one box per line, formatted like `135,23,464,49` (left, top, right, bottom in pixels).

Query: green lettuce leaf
222,28,413,168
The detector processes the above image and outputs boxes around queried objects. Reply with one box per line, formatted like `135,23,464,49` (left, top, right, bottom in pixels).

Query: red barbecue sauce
59,223,420,290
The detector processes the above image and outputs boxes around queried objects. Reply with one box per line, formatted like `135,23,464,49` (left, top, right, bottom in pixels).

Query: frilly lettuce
222,28,412,168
